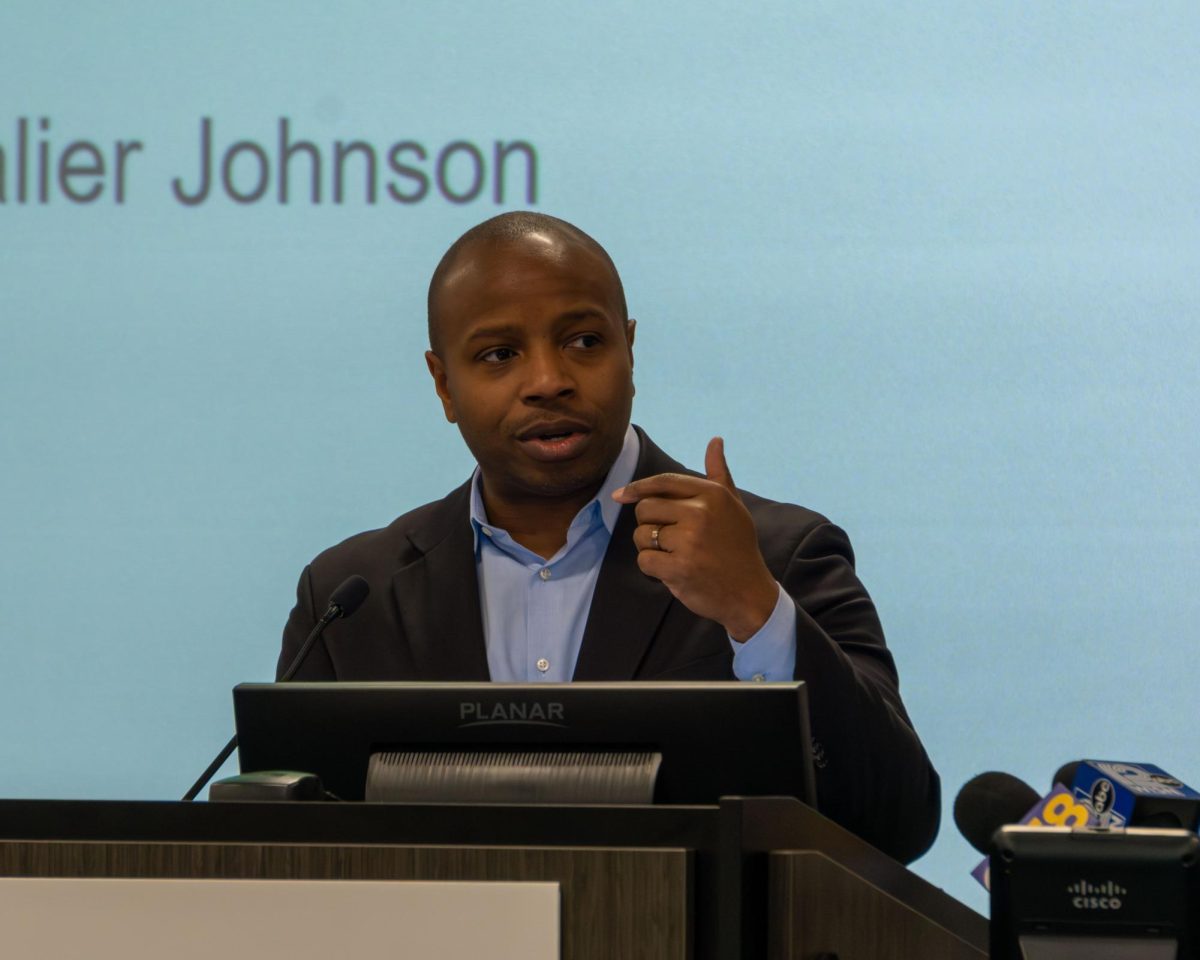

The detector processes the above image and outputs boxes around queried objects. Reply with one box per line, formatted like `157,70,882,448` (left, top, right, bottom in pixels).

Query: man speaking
279,212,939,863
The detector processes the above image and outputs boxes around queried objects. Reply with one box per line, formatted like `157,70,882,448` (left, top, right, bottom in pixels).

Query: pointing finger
612,472,713,503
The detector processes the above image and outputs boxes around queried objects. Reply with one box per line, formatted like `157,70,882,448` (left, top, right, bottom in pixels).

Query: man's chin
518,466,608,500
473,430,626,507
498,456,614,504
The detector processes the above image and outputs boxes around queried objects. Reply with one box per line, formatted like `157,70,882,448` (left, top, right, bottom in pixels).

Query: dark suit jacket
280,428,940,862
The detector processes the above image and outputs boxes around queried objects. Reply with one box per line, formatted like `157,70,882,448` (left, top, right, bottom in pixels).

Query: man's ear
425,350,457,423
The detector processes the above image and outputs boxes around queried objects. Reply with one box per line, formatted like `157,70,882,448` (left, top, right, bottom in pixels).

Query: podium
0,796,985,959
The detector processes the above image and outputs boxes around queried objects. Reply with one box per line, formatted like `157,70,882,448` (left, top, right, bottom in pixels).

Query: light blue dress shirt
469,426,797,682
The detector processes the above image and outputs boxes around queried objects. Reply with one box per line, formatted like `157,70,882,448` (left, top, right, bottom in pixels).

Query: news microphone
954,772,1041,854
1051,760,1080,792
1067,759,1200,831
180,575,370,801
956,770,1091,890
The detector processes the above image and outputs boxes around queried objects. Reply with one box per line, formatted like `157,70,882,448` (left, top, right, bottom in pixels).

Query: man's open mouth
516,422,592,461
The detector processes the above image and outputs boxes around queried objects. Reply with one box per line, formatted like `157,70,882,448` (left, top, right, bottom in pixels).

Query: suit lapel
573,500,674,678
390,483,491,681
573,430,684,680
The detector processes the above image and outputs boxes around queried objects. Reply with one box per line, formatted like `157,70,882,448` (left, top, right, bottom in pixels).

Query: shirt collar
469,424,641,551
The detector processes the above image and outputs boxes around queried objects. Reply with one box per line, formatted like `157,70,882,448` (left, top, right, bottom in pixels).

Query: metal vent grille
365,750,662,804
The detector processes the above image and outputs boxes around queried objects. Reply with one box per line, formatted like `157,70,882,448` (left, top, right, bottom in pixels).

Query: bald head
427,212,627,352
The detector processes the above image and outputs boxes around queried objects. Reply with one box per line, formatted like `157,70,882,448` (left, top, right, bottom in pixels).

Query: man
280,212,940,863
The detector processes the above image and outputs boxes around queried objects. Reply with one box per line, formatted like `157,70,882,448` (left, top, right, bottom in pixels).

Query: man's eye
566,333,601,349
479,347,517,363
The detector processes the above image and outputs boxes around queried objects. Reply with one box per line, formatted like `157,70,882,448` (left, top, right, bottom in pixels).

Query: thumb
704,436,736,491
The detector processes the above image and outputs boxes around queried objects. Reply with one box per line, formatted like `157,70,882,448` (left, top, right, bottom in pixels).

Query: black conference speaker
990,825,1200,960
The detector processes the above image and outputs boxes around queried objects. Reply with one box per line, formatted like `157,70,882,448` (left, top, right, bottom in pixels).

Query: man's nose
521,346,575,402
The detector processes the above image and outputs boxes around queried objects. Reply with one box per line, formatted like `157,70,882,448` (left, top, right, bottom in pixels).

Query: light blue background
2,1,1197,913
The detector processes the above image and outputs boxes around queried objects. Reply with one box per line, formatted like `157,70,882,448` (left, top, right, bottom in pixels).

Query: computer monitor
232,681,816,806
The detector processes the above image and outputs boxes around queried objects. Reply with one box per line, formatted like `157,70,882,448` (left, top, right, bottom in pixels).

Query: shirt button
536,658,550,673
752,673,766,682
538,568,552,581
481,527,493,537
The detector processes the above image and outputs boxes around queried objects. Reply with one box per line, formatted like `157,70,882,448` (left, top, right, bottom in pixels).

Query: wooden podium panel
769,851,986,959
0,839,690,960
0,798,987,960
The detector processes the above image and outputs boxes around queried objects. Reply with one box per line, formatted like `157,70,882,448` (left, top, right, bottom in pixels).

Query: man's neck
480,484,600,560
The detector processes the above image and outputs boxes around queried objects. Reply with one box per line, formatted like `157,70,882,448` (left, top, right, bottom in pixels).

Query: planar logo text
459,701,566,727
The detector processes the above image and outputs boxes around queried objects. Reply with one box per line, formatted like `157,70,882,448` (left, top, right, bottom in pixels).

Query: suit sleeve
277,563,338,681
781,519,940,864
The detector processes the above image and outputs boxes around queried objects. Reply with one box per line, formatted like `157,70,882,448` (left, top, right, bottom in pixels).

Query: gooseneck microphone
180,575,370,801
278,574,369,681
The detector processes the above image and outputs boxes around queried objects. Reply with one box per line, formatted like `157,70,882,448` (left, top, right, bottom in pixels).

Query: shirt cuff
728,582,797,681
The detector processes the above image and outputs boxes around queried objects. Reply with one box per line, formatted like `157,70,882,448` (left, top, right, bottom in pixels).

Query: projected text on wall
0,117,539,207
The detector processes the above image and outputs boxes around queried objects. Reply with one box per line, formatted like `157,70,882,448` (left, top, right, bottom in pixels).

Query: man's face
426,232,635,508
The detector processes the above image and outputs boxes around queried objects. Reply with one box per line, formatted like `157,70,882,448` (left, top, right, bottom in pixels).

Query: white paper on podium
0,876,560,960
